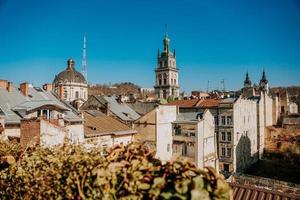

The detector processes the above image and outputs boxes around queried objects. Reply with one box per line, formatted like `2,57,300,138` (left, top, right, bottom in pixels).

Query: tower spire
163,25,170,53
82,32,87,82
244,71,251,88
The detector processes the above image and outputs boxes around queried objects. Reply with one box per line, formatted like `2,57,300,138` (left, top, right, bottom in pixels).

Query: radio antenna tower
221,79,226,92
82,32,87,82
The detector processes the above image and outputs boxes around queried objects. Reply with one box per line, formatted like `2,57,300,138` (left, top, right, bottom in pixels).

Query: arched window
75,91,79,98
163,73,167,85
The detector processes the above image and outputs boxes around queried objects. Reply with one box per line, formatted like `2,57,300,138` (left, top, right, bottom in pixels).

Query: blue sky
0,0,300,92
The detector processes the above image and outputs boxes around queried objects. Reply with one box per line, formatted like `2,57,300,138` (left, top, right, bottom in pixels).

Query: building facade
154,33,179,100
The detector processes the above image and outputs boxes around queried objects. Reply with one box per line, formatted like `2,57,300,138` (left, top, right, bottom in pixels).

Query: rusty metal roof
230,183,299,200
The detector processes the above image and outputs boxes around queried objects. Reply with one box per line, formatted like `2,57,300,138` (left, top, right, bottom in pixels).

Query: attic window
122,112,129,117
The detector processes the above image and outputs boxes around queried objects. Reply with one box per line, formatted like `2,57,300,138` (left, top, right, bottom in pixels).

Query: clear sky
0,0,300,92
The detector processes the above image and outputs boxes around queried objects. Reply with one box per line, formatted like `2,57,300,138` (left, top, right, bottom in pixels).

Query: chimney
0,80,7,89
43,83,53,92
20,82,29,96
7,82,13,92
105,102,111,116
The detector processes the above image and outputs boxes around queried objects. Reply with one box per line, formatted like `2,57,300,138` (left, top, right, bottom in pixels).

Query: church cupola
244,71,252,88
67,58,75,70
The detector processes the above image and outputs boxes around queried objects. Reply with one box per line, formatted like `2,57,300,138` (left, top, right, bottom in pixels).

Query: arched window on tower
158,74,162,85
174,79,177,85
163,73,167,85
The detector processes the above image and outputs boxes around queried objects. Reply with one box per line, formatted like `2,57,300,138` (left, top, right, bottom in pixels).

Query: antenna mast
82,32,87,82
221,79,226,92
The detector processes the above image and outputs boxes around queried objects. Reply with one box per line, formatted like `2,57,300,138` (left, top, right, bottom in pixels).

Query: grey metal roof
127,101,157,115
0,85,82,124
95,95,140,121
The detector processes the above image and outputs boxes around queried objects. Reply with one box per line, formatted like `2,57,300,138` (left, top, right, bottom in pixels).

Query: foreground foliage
0,141,231,199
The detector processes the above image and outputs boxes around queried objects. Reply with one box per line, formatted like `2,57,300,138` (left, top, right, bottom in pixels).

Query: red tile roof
230,183,299,200
196,99,220,108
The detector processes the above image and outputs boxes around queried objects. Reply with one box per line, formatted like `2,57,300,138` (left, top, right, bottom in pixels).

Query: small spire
173,48,176,58
260,68,268,83
157,48,160,58
165,24,168,38
244,71,251,87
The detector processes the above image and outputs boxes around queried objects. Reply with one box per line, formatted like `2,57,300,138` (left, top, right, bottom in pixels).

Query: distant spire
261,68,267,83
173,48,176,58
82,32,87,82
244,71,252,87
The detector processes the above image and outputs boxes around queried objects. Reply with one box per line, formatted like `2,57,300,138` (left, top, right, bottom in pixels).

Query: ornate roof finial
163,24,170,53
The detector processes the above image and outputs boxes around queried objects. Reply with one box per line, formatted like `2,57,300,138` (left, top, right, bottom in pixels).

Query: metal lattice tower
82,32,87,82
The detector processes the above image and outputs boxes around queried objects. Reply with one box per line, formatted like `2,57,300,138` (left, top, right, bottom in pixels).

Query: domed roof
53,59,87,85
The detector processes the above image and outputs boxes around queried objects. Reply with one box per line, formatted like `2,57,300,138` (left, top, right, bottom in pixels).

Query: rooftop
230,183,299,200
83,110,137,137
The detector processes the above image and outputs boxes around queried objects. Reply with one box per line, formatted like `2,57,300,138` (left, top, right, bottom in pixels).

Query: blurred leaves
0,141,231,199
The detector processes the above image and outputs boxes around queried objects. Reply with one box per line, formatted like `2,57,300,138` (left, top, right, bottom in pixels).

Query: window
159,79,162,85
174,79,176,84
221,147,226,156
75,91,79,98
227,116,232,125
171,79,173,84
163,78,167,85
224,164,229,172
167,144,170,152
227,148,232,157
281,106,285,113
221,132,226,141
227,132,231,141
214,116,219,125
221,116,226,125
165,60,168,67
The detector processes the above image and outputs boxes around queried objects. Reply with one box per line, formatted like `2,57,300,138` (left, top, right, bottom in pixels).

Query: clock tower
154,33,179,99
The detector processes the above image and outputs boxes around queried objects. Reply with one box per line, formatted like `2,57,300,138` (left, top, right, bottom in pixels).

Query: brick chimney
7,82,13,92
43,83,53,92
20,82,29,96
0,80,7,89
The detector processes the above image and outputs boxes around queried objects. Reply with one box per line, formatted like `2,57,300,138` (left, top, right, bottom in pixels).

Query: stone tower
154,33,179,99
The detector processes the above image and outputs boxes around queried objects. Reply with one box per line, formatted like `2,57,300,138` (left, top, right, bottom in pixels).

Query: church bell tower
154,33,179,100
